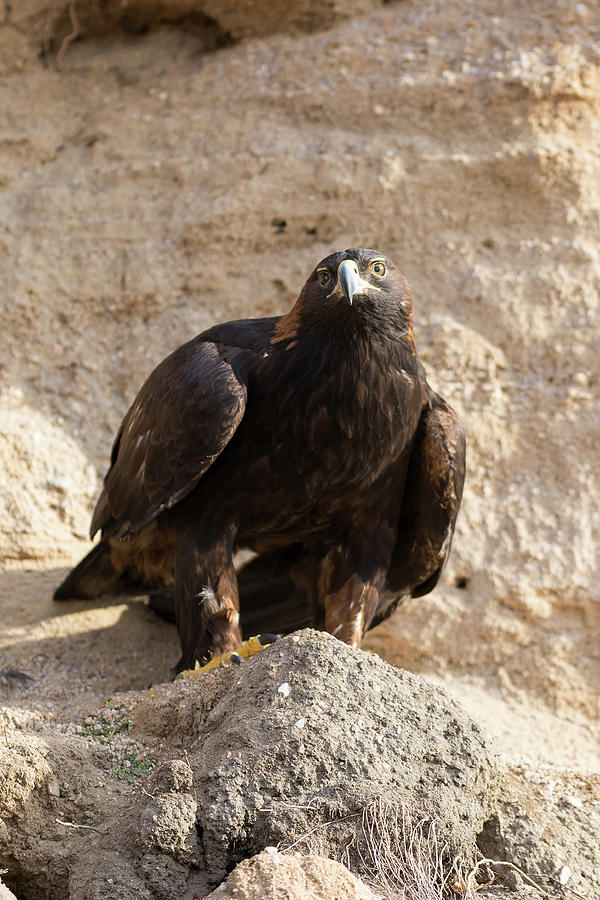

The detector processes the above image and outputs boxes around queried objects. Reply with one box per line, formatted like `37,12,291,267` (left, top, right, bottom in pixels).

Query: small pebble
47,780,60,798
294,718,305,729
559,866,572,885
278,682,291,697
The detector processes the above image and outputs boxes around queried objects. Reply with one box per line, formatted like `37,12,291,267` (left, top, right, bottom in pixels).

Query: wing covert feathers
91,338,248,539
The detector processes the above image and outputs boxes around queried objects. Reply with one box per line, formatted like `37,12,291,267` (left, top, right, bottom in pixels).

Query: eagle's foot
176,633,279,679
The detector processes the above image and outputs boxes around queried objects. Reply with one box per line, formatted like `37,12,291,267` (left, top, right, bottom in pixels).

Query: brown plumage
55,249,466,674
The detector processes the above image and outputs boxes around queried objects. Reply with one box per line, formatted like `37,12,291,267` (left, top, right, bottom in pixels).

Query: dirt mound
0,632,507,898
172,631,500,882
0,631,497,897
2,631,597,899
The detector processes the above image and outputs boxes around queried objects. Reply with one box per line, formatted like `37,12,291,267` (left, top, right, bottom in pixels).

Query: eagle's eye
317,270,331,286
370,261,386,277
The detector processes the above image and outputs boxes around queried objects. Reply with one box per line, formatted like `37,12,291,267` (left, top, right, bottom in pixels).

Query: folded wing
91,338,249,539
378,385,466,620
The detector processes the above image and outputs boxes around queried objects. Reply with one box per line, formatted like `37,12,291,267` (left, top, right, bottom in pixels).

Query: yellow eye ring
370,261,386,277
317,270,331,286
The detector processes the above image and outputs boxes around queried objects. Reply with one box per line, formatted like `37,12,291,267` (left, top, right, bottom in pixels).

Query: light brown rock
0,879,18,900
204,849,379,900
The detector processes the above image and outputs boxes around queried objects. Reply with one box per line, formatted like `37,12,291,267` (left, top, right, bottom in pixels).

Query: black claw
230,652,243,665
258,633,279,646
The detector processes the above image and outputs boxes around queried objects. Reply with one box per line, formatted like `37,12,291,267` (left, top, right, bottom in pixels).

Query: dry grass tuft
355,797,478,900
278,796,484,899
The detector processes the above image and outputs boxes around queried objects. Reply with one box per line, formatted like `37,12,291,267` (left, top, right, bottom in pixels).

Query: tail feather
54,541,146,601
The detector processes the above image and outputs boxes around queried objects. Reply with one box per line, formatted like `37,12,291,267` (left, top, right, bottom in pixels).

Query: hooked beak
337,259,362,305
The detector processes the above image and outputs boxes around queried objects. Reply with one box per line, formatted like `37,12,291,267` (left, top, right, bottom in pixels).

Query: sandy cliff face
1,0,599,766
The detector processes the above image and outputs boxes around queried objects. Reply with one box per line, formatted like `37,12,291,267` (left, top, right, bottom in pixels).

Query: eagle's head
298,248,414,342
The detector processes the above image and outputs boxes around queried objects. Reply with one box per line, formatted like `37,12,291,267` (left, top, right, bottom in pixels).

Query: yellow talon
180,634,278,678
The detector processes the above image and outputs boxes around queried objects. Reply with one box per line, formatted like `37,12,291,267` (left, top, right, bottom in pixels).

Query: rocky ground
1,0,599,897
3,631,599,900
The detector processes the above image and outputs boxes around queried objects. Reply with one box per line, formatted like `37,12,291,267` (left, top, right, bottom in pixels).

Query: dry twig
56,818,109,835
463,857,547,895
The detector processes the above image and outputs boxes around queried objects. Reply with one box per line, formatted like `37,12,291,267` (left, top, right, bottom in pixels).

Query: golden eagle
56,249,465,674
